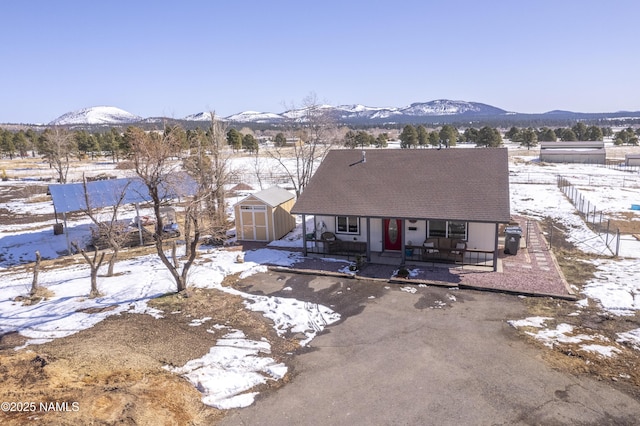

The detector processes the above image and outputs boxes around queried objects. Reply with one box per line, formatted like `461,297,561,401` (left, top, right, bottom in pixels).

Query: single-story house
625,153,640,167
539,141,606,164
291,148,511,271
234,186,296,242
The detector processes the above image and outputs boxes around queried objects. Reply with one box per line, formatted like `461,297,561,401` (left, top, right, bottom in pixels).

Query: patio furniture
321,232,367,255
421,237,466,263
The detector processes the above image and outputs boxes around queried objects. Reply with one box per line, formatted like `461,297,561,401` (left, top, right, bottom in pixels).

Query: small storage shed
234,186,296,241
539,141,606,164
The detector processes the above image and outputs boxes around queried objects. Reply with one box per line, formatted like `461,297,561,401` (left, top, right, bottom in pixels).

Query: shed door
383,218,402,251
240,205,268,241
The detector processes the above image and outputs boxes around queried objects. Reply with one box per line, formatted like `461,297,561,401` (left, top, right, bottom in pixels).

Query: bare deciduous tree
81,174,131,276
183,113,234,249
265,93,338,196
129,125,197,293
72,242,105,298
251,149,266,190
39,127,76,183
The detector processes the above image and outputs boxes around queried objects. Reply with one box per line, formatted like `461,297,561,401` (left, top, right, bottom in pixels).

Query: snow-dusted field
508,153,640,357
1,144,640,408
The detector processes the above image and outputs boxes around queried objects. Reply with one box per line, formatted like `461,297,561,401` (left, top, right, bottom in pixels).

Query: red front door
383,219,402,251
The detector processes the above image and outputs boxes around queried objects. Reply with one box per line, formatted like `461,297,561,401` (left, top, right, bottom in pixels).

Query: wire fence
599,159,640,174
556,175,620,255
511,170,640,188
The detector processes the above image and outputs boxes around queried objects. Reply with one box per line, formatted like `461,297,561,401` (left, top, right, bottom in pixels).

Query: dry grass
517,298,640,399
0,281,300,425
609,212,640,234
13,286,56,306
517,217,640,399
554,250,599,287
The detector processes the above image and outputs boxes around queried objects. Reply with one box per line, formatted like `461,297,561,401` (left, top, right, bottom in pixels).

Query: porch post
401,219,406,264
301,214,307,256
366,217,371,262
493,222,499,271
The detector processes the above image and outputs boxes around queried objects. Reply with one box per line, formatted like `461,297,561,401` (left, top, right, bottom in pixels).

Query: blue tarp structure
48,173,198,254
49,174,197,214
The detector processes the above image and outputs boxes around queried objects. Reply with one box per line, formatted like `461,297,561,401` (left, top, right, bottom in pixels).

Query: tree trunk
107,246,118,277
184,206,192,259
72,243,105,298
30,251,41,296
171,241,178,268
89,249,105,298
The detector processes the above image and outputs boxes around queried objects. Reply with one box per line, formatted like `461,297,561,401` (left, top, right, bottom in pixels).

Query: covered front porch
299,214,504,271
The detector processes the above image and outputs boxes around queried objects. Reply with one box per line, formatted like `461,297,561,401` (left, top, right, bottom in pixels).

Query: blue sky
2,0,639,124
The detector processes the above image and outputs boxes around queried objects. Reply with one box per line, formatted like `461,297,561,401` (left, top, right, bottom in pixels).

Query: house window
428,220,447,237
428,220,467,239
448,221,467,239
336,216,359,234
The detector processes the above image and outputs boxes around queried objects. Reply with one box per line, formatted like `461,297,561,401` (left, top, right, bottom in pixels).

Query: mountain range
45,100,640,127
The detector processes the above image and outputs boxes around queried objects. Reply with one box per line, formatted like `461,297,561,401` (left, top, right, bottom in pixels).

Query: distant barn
539,141,606,164
625,153,640,167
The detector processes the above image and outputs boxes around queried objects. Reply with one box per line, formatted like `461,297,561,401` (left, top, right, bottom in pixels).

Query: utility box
53,223,64,235
504,226,522,255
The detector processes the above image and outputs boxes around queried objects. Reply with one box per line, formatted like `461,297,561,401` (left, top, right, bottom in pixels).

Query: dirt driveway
222,270,640,425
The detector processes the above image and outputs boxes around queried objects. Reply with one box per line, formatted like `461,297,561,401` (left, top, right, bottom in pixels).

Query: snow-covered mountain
224,111,283,123
399,99,507,116
45,99,640,128
49,106,141,126
209,100,508,125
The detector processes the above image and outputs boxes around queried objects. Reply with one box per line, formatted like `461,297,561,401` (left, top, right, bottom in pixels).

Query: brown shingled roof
291,148,510,223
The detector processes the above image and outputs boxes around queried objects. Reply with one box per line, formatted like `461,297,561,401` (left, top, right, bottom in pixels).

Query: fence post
549,225,553,250
586,200,590,220
616,228,621,257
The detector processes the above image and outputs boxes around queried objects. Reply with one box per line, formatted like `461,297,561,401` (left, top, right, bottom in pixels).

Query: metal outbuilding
625,153,640,167
539,141,606,164
234,186,296,242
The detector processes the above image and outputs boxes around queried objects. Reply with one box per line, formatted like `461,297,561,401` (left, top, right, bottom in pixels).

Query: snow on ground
2,149,640,408
0,224,339,409
507,317,621,358
165,329,288,409
582,258,640,316
508,155,640,355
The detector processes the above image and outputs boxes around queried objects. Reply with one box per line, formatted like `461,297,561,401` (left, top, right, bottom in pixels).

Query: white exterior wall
314,215,371,243
466,222,497,251
404,220,427,246
312,216,497,253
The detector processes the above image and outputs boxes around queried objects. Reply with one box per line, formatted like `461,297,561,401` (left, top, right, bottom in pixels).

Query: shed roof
240,186,294,207
49,174,196,214
291,148,510,223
